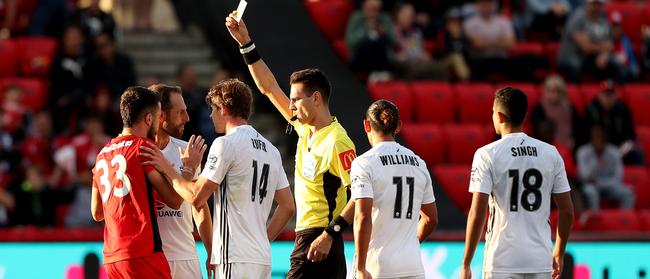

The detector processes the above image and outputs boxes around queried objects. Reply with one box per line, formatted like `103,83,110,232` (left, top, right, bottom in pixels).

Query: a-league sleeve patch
338,149,356,171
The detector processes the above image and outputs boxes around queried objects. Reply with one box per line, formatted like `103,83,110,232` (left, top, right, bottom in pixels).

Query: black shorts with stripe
286,228,346,279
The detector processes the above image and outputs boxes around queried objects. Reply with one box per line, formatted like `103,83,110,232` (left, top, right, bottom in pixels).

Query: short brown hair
494,87,528,127
148,84,182,111
205,79,253,120
289,68,331,102
120,86,160,128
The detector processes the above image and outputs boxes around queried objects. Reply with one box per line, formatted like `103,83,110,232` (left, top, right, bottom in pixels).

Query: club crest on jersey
338,149,356,171
208,155,218,170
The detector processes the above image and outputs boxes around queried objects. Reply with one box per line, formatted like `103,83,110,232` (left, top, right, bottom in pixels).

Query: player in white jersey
149,84,212,278
141,79,295,279
461,87,574,279
351,100,438,279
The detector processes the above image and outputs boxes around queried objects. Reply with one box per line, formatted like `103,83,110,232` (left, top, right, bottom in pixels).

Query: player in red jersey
91,86,185,279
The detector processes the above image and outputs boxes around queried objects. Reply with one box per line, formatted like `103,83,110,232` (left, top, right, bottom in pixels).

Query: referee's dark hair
120,86,161,128
367,99,400,135
148,84,182,112
290,68,331,103
494,87,528,127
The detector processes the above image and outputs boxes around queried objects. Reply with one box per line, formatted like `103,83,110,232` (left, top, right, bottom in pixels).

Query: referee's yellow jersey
292,117,356,230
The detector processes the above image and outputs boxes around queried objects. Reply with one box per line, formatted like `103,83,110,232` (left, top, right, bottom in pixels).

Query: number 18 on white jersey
469,133,571,273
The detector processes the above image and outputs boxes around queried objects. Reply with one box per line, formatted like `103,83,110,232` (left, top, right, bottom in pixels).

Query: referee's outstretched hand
307,232,333,262
225,12,251,47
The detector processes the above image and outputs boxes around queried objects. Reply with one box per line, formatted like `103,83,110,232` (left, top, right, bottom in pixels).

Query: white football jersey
156,137,201,261
469,132,571,273
350,141,435,279
200,125,289,266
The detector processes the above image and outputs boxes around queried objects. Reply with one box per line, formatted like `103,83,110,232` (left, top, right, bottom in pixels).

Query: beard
162,122,184,138
147,125,157,140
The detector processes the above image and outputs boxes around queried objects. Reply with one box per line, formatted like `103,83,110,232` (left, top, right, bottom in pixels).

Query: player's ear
497,111,507,124
220,105,229,117
363,119,372,133
145,112,153,126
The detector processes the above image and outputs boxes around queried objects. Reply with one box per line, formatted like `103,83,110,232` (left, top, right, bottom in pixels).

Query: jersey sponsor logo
338,149,356,171
155,200,183,217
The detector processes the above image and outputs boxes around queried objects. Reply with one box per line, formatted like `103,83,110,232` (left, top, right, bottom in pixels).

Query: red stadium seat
0,40,18,77
579,83,602,109
565,83,584,112
584,209,642,232
400,124,445,166
454,83,495,124
554,144,576,179
367,82,414,122
639,210,650,231
607,2,644,43
623,166,650,209
410,82,454,124
15,37,57,77
509,42,545,57
636,126,650,165
623,84,650,126
432,165,472,212
444,125,491,165
0,77,49,112
304,0,354,41
332,39,349,62
544,42,560,70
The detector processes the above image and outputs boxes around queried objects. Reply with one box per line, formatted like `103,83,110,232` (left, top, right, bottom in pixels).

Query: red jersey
92,135,163,263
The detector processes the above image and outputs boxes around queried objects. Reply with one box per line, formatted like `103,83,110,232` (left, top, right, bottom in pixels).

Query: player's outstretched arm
146,169,183,210
461,192,489,279
192,203,213,277
417,202,438,242
552,192,574,279
354,198,373,279
90,185,104,222
267,187,295,241
225,14,292,121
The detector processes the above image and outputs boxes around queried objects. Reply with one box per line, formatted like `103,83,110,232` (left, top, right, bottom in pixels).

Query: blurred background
0,0,649,278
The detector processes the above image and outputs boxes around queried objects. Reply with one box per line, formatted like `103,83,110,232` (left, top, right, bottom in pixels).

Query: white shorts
216,262,271,279
483,272,552,279
168,259,202,279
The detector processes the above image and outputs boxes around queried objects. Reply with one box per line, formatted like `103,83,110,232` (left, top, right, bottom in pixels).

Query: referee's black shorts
286,228,346,279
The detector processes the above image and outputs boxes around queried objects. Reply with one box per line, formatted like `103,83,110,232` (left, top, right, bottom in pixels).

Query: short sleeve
552,150,572,194
138,139,156,173
200,138,232,184
469,148,494,194
350,158,373,200
276,162,290,190
422,162,436,204
329,137,356,187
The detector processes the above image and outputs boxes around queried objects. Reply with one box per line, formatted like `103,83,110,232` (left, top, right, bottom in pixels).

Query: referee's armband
325,216,350,237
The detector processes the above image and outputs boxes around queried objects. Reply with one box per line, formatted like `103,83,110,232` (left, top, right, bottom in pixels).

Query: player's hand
225,12,251,47
180,135,207,170
552,253,564,279
206,259,215,279
307,231,333,262
357,269,372,279
140,142,174,175
460,265,471,279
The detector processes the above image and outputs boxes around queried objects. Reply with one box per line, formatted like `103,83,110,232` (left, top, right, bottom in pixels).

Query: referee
226,14,357,279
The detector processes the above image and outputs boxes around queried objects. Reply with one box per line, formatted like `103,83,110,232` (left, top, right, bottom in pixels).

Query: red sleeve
137,138,156,174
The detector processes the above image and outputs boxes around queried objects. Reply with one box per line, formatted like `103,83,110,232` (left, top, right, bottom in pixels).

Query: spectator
525,0,570,40
85,32,137,106
530,75,584,150
12,166,57,226
577,126,634,211
392,3,447,81
68,0,116,45
1,85,27,138
346,0,397,82
584,80,644,165
83,86,121,136
609,11,640,82
21,112,55,177
557,0,623,83
0,0,17,39
439,7,470,81
50,24,88,133
176,63,206,138
0,185,13,226
27,0,69,37
462,0,515,80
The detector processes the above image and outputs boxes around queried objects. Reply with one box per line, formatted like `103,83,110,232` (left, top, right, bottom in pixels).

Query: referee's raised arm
225,13,292,121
